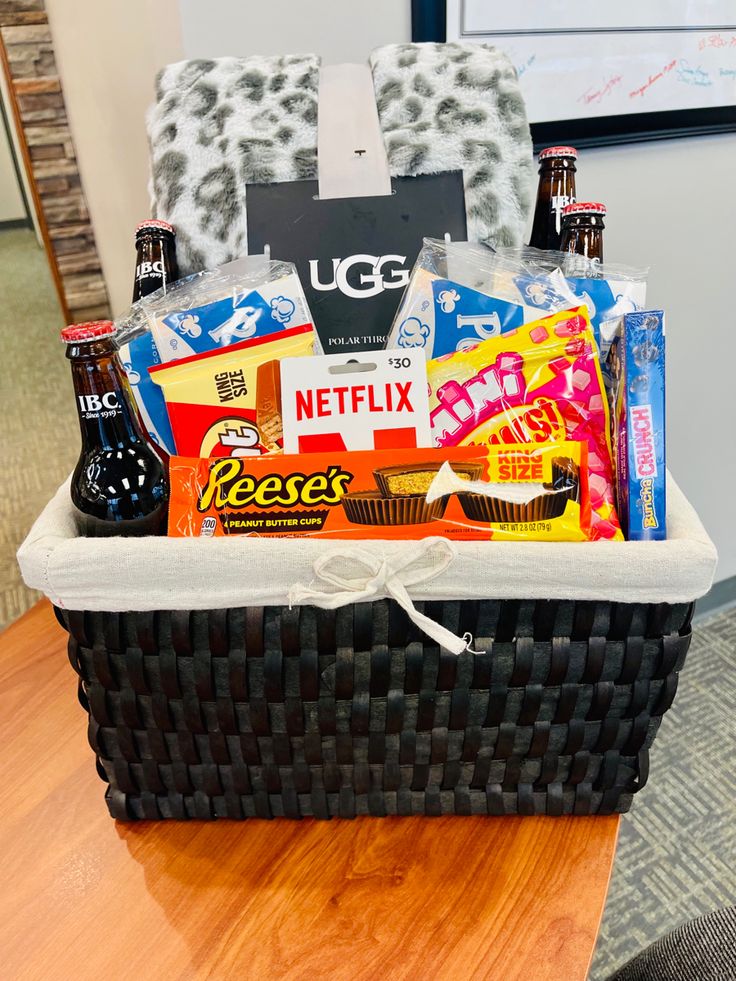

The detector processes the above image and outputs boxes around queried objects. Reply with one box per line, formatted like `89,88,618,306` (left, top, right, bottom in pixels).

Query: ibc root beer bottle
63,321,168,536
528,146,578,251
132,219,179,301
560,202,606,269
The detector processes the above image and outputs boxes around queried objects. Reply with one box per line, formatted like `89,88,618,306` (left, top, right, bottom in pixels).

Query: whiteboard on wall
446,0,736,125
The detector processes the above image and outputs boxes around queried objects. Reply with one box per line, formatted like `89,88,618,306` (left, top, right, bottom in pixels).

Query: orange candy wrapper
168,442,591,541
426,306,623,541
149,322,313,457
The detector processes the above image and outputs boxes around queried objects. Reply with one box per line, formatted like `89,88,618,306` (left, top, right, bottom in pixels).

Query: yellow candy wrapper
149,323,313,457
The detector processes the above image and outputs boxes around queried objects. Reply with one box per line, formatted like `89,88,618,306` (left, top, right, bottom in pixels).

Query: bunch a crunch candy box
426,306,623,541
169,442,592,541
608,310,666,541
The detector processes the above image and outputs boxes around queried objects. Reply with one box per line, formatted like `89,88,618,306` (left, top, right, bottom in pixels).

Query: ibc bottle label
136,260,164,281
77,392,120,419
551,194,574,233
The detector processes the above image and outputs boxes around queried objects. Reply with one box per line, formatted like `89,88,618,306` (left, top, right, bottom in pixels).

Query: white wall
578,135,736,580
0,68,42,242
45,0,183,315
0,116,26,222
179,0,411,64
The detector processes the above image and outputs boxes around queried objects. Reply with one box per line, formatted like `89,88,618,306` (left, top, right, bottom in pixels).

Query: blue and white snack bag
506,247,648,366
608,310,666,541
386,238,578,359
150,272,311,362
114,256,314,453
150,263,311,362
117,332,174,455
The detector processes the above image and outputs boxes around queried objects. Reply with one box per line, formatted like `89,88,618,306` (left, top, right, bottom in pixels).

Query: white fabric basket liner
19,472,717,614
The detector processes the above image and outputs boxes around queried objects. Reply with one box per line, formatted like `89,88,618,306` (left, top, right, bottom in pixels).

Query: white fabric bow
288,537,474,655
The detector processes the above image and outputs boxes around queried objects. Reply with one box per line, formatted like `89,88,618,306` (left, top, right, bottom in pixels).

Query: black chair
606,906,736,981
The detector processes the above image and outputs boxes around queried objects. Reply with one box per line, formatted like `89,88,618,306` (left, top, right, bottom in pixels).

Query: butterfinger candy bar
168,441,591,541
256,359,283,453
149,322,313,457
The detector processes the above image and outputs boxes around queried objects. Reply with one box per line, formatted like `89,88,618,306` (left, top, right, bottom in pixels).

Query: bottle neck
133,234,178,301
538,158,577,177
529,162,577,250
560,217,604,267
69,345,144,450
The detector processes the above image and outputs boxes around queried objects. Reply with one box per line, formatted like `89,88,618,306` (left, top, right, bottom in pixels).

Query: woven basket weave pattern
57,598,693,820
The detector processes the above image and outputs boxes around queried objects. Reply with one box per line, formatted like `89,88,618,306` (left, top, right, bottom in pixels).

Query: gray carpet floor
590,605,736,979
0,227,75,630
0,227,733,978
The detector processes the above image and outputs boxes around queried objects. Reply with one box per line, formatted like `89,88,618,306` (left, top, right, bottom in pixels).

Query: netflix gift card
280,349,431,454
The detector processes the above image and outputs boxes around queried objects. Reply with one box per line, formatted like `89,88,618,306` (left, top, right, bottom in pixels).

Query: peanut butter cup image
458,487,570,524
548,456,580,503
342,490,449,525
373,461,483,498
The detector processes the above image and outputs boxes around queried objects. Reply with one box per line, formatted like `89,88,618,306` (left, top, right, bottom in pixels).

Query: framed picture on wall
411,0,736,147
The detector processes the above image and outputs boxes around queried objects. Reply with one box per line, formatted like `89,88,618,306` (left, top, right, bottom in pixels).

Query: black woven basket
56,596,694,820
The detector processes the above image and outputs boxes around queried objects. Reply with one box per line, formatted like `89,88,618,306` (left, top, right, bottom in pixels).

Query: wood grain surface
0,601,619,981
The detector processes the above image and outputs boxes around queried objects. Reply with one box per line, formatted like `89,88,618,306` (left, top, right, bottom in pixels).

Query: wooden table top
0,601,618,981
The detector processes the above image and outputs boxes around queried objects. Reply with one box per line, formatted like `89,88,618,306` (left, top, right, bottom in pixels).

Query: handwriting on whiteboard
515,53,536,77
698,33,736,50
677,61,713,86
578,75,623,105
629,59,677,98
489,29,736,123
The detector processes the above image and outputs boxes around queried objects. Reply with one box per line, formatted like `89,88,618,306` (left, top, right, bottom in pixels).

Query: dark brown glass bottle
528,146,578,251
560,202,606,271
63,321,168,536
132,219,179,301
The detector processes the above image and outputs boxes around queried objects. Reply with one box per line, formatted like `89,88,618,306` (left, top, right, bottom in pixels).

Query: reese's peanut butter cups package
168,441,590,541
426,306,622,541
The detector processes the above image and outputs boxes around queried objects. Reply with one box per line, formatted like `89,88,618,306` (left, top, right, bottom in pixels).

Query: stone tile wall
0,0,110,321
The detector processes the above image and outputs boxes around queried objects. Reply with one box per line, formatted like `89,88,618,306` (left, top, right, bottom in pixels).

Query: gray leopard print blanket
147,42,533,275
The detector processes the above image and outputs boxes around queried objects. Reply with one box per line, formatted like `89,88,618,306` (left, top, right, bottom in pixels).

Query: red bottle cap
539,146,578,160
135,218,175,236
60,321,116,342
562,201,607,217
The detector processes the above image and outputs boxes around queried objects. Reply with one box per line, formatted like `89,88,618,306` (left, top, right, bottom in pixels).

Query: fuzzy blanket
147,43,534,275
